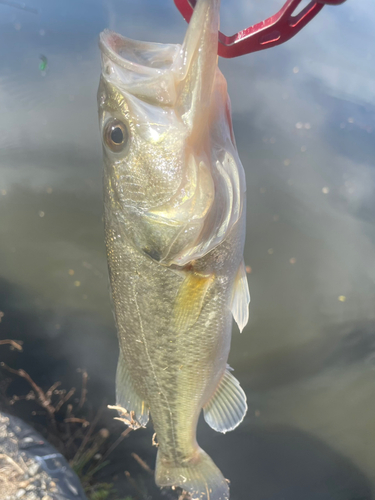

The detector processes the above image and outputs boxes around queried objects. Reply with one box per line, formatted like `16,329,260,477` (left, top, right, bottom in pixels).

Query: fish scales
98,0,250,499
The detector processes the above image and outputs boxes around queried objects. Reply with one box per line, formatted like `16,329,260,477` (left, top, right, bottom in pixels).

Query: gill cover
99,0,246,266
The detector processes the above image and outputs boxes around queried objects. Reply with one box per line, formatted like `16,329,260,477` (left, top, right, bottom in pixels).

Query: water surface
0,1,374,498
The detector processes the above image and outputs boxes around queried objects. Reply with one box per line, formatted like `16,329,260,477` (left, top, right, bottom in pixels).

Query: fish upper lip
99,29,179,74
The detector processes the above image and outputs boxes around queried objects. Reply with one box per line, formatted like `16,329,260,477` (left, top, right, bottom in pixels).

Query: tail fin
155,447,229,500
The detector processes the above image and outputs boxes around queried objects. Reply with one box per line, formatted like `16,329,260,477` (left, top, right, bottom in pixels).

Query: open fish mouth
99,0,220,107
99,30,181,106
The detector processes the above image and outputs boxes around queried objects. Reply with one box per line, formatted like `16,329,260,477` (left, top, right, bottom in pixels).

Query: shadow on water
0,276,118,411
201,424,374,500
92,419,375,500
1,278,375,500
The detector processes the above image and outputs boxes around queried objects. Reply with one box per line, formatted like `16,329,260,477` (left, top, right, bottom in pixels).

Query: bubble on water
338,295,346,302
289,258,296,264
268,248,274,255
293,66,299,74
322,187,330,194
38,211,45,217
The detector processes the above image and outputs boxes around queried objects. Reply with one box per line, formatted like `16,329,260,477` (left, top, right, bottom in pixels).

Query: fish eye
103,118,129,153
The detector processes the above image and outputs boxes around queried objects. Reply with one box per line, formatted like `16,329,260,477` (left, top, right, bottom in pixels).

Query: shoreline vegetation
0,339,190,500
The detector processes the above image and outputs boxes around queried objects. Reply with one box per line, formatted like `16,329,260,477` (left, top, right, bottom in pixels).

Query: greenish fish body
98,1,250,498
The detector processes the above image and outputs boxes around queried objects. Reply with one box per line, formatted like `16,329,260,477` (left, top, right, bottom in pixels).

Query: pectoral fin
174,272,214,333
203,366,247,434
231,260,250,333
111,354,149,429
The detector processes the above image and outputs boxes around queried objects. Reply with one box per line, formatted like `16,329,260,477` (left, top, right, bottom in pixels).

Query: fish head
98,0,245,266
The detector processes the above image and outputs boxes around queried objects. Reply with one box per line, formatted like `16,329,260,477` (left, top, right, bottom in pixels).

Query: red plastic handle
174,0,346,58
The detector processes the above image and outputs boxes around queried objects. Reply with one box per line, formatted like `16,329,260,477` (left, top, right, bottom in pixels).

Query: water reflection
0,0,374,497
201,424,374,500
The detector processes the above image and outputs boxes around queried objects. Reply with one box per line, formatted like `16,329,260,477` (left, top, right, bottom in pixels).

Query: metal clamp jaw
174,0,347,58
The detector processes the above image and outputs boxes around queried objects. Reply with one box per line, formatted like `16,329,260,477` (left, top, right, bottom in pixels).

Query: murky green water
1,1,374,499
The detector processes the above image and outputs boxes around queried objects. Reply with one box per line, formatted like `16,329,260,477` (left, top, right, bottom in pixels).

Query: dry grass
0,340,135,500
0,452,25,499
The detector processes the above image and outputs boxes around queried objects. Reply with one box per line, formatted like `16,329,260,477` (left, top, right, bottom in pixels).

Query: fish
97,0,250,499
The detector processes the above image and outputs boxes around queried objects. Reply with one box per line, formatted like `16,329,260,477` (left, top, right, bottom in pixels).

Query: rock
26,494,38,500
27,463,40,477
0,412,87,500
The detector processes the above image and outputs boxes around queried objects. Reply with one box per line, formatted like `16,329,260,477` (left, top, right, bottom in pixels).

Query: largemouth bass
98,0,250,498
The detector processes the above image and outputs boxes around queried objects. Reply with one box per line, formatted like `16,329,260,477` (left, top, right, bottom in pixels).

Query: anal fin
203,366,247,434
231,260,250,332
110,354,149,429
